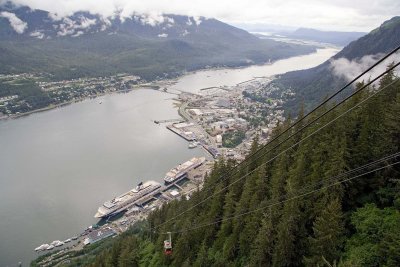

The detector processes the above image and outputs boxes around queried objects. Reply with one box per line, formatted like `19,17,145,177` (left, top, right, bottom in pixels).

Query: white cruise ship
164,157,206,184
94,180,161,218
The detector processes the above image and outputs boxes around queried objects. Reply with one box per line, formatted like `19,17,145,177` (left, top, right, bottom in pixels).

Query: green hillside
272,16,400,115
0,6,315,81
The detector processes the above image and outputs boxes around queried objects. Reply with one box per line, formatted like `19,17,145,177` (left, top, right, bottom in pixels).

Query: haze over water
0,47,337,266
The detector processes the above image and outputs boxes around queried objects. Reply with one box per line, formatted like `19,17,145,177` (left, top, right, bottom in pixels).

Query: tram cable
164,152,400,234
153,64,400,231
195,44,400,190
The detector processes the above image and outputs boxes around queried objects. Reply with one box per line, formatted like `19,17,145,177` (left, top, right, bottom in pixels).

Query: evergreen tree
304,198,344,266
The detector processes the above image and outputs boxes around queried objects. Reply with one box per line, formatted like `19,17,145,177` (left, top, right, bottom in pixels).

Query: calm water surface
0,90,206,266
169,48,338,93
0,47,338,266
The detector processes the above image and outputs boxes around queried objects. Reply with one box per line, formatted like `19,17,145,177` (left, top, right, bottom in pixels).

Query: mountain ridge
0,4,316,81
287,27,366,46
271,16,400,114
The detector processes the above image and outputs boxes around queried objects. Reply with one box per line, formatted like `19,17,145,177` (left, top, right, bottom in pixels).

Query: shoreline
0,88,136,121
0,47,324,122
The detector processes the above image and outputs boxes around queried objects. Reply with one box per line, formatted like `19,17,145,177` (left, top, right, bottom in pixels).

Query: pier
166,124,196,141
154,119,183,124
200,86,220,91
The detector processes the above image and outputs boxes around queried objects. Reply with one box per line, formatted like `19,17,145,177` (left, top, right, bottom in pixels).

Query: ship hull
94,181,161,218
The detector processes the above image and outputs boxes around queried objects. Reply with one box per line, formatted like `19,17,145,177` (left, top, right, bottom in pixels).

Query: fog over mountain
0,3,315,81
1,0,400,31
271,16,400,113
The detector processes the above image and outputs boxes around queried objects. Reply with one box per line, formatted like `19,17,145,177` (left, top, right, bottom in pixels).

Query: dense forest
60,67,400,267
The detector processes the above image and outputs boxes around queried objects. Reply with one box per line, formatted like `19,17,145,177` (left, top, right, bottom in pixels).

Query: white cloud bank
1,0,400,31
330,53,399,82
0,11,27,33
56,16,97,36
29,30,44,39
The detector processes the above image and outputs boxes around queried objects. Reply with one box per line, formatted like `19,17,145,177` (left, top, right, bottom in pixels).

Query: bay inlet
0,46,338,266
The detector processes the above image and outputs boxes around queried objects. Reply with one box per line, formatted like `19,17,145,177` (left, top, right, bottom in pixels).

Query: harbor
32,156,212,266
32,48,340,262
0,47,338,266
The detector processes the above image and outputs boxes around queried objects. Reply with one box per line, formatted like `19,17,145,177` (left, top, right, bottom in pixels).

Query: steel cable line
164,154,400,234
190,44,400,194
153,65,400,231
162,53,400,218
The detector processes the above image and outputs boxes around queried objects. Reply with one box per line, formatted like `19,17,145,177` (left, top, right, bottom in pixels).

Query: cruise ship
94,180,161,218
164,157,206,184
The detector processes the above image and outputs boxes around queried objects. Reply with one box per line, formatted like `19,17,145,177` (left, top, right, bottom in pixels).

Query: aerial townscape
0,1,400,267
29,73,291,265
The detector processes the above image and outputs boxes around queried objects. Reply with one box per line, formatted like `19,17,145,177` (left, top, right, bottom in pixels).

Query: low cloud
56,16,96,36
29,30,44,39
3,0,400,31
330,53,398,83
130,12,174,27
0,11,28,33
157,33,168,38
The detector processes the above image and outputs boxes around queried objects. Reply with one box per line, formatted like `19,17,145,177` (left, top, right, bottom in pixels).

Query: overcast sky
2,0,399,32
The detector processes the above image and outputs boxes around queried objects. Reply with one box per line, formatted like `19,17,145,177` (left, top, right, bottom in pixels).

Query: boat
49,240,64,247
71,236,78,240
50,240,60,246
46,245,55,250
64,238,71,243
94,180,162,218
164,157,206,184
34,244,49,252
55,241,64,247
188,141,198,149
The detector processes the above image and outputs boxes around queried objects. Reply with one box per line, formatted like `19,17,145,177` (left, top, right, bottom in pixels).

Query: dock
236,78,256,85
166,124,196,141
154,119,183,124
200,86,220,91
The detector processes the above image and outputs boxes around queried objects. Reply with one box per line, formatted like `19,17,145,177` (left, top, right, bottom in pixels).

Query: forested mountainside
0,4,314,81
271,16,400,114
46,65,400,267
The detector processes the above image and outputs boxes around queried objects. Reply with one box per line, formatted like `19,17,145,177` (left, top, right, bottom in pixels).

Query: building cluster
0,73,141,117
41,74,141,103
39,74,140,92
171,78,290,160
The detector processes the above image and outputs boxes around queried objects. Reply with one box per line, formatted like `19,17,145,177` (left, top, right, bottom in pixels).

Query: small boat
50,240,64,247
47,245,55,250
55,241,64,247
188,142,198,149
64,238,71,243
50,240,59,246
35,244,49,252
71,236,78,240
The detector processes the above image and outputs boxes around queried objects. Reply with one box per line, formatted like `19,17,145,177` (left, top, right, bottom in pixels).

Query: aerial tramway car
164,232,172,255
